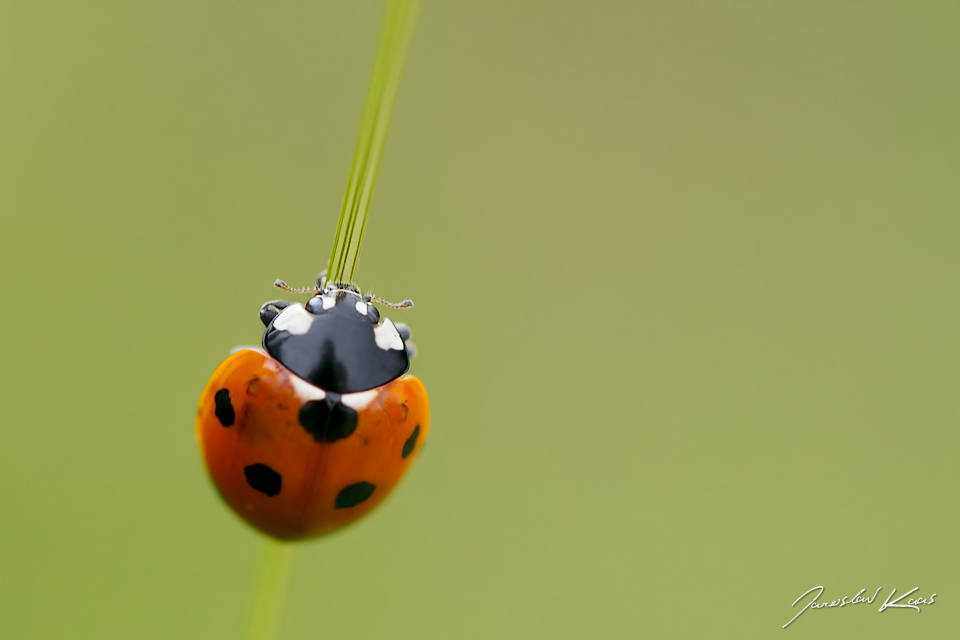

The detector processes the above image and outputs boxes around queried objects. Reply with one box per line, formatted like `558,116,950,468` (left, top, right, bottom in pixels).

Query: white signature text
783,586,937,628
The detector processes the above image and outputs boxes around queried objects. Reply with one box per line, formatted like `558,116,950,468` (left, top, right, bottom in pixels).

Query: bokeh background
1,2,958,638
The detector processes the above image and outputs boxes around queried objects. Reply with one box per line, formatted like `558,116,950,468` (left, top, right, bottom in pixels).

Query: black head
261,286,409,393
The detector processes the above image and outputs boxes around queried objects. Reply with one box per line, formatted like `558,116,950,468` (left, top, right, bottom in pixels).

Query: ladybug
196,272,429,540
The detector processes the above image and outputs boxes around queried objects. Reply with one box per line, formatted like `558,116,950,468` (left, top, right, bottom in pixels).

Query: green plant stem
327,0,420,284
240,5,419,640
243,539,294,640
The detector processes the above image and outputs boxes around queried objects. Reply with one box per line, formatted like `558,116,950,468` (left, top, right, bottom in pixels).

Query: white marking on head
288,375,326,401
355,300,368,316
273,304,314,335
341,389,378,410
373,318,404,351
321,295,336,310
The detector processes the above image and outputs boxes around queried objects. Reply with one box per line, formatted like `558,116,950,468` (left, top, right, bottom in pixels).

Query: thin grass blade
243,540,294,640
327,0,420,284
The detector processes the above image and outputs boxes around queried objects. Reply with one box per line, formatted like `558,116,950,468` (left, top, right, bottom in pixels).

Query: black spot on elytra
402,425,420,459
298,393,358,442
214,389,235,426
244,464,281,497
335,481,376,509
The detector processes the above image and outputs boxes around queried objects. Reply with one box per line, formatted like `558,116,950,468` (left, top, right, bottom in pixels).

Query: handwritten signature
783,586,937,628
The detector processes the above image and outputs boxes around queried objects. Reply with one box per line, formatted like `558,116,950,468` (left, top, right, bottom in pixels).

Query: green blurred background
1,2,958,638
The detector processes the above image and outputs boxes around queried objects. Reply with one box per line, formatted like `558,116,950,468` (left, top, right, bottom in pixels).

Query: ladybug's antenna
274,279,319,295
323,287,413,308
274,277,413,309
364,293,414,309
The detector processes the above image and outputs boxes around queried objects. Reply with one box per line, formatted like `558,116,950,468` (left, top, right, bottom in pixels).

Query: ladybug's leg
404,341,419,359
259,300,294,327
395,322,418,359
395,322,412,341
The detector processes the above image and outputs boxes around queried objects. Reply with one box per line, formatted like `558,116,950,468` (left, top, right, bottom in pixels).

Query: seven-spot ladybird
196,272,429,540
